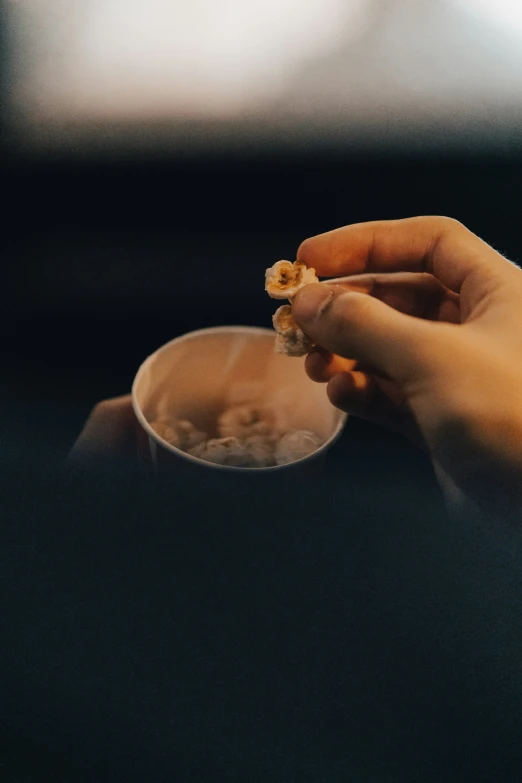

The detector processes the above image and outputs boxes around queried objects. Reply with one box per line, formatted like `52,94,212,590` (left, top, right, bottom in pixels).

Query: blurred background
2,0,522,462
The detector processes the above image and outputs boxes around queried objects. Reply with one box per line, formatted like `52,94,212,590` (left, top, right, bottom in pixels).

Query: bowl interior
133,326,346,444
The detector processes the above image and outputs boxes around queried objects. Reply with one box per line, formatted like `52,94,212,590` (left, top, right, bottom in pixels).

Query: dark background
3,138,522,781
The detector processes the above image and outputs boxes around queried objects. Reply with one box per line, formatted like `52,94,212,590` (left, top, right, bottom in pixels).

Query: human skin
68,395,137,465
291,216,522,514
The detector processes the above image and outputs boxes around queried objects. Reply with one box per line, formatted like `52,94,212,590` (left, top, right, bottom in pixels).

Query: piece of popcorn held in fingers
265,260,318,357
265,260,318,300
272,305,314,357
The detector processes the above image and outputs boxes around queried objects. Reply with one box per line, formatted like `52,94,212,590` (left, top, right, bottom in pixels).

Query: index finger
296,216,514,300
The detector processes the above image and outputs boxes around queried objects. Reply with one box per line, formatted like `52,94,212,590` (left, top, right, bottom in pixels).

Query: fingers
68,395,137,464
303,272,461,384
327,371,425,448
305,348,356,382
293,284,438,384
297,216,513,310
306,348,390,383
330,272,461,323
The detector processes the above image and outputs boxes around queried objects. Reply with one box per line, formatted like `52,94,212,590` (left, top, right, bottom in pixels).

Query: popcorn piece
272,305,314,358
265,259,319,357
197,437,252,467
265,260,318,300
190,434,275,468
150,418,206,450
274,334,311,357
186,441,207,459
243,434,276,467
272,303,298,336
175,420,207,449
217,404,277,441
275,429,323,466
151,413,323,470
149,420,182,447
248,447,274,468
244,433,274,448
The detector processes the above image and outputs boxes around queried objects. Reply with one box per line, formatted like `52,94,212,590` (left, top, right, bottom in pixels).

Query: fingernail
293,284,334,323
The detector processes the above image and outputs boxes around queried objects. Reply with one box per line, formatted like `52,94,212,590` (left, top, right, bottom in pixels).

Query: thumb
292,283,437,384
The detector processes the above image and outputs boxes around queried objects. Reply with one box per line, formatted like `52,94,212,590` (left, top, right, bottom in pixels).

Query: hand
292,216,522,512
68,395,138,466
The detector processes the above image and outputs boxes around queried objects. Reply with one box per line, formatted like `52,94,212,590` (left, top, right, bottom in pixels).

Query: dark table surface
3,150,522,781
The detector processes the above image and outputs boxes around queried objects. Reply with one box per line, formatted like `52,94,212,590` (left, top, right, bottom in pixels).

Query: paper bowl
132,326,347,477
